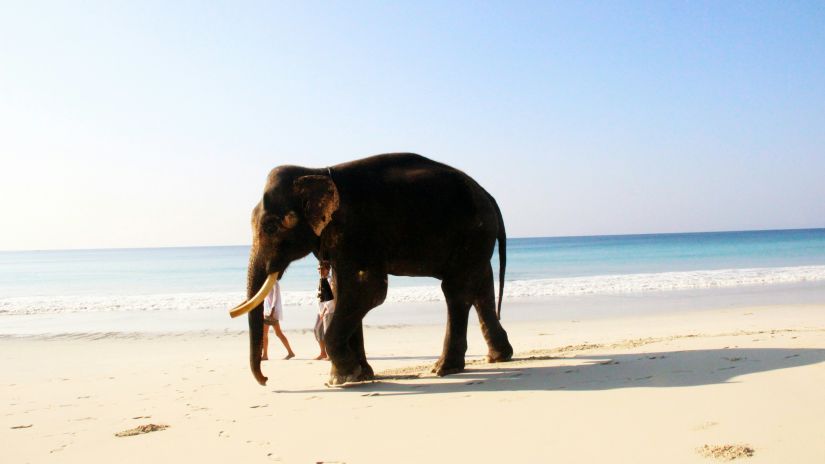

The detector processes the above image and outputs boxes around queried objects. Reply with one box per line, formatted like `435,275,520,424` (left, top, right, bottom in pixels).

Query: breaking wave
3,265,825,316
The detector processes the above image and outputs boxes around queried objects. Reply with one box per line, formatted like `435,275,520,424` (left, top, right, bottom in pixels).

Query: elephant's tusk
229,272,279,318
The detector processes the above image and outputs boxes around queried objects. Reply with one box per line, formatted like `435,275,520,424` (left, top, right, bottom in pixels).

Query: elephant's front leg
325,268,386,386
325,312,362,385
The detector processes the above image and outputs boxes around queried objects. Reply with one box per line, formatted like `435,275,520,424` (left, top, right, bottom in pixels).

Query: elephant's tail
489,194,506,320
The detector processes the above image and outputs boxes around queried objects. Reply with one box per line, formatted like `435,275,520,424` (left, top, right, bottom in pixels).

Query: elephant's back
332,153,500,274
333,153,484,216
332,152,448,175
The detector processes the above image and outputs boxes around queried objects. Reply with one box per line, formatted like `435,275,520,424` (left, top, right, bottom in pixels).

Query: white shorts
269,307,284,321
264,304,283,324
321,300,335,332
263,283,284,324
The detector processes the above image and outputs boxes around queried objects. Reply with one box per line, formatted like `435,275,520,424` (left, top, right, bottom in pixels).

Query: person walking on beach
314,261,336,360
261,280,295,361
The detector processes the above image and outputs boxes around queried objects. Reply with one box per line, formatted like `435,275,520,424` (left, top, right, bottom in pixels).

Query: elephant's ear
293,175,339,236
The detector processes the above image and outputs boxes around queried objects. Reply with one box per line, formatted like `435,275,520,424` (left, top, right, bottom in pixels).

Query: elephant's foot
486,345,514,363
431,357,465,377
327,363,361,386
327,363,373,386
360,362,375,380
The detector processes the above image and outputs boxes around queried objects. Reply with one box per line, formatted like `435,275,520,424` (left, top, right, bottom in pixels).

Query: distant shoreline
2,226,823,254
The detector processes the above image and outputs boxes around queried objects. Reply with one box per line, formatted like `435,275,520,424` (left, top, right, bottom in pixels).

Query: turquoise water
2,228,824,298
1,228,825,334
508,228,825,279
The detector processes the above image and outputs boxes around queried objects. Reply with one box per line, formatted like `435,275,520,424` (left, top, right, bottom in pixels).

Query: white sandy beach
3,303,825,463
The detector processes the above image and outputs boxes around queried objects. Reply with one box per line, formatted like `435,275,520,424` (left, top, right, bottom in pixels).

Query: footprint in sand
692,421,719,431
115,424,170,437
697,444,754,460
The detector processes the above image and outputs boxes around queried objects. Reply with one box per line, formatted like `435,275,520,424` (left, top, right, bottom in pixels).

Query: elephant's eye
261,216,282,234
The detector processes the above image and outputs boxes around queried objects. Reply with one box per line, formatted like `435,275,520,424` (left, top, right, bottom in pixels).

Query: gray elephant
230,153,513,385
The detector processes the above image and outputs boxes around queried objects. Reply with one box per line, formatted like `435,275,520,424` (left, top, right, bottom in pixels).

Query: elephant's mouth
229,272,279,318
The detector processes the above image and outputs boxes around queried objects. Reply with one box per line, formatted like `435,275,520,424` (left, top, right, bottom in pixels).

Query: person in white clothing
261,280,295,360
314,261,335,360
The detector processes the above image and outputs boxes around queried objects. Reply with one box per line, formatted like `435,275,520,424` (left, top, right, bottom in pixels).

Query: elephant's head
229,166,339,385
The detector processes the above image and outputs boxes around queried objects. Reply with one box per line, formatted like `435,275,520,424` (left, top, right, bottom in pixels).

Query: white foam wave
504,265,825,298
3,265,825,316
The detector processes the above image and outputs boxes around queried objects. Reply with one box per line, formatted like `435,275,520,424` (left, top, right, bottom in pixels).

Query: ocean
2,228,825,335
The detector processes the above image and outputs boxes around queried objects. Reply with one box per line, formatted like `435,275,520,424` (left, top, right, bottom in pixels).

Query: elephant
229,153,513,386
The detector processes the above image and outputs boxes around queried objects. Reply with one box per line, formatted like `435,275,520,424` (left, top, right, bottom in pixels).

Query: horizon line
2,226,823,254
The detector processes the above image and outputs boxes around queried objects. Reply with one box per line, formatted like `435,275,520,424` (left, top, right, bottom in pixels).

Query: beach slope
3,304,825,463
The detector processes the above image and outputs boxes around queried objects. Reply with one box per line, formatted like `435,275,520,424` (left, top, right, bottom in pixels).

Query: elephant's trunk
246,257,269,386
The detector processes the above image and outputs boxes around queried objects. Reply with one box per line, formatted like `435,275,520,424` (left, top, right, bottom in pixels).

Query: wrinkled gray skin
245,153,513,386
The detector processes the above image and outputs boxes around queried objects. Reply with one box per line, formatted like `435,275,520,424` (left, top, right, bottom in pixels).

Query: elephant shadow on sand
277,347,825,396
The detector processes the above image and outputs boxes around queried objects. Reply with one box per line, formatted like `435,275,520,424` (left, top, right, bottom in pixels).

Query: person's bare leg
273,321,295,359
261,325,270,361
315,340,328,360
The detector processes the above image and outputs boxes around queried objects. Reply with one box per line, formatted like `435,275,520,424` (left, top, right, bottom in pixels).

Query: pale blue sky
1,1,824,250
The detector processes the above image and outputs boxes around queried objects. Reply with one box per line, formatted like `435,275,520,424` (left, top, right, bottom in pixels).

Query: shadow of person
275,347,825,396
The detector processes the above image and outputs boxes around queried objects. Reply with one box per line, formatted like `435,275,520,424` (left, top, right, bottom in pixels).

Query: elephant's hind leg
474,264,513,363
349,323,374,380
432,278,473,376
